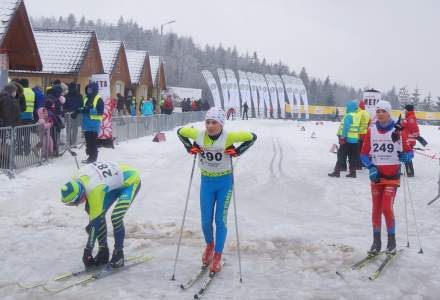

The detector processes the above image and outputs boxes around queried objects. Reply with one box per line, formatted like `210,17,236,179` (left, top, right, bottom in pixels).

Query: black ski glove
82,248,95,268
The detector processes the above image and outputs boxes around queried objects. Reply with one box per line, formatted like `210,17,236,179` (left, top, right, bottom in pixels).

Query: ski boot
110,249,124,268
368,232,381,256
346,171,357,178
386,234,396,255
94,246,109,266
202,243,215,267
328,170,340,178
210,253,222,273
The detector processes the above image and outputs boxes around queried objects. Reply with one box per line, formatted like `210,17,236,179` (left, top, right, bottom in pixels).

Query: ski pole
401,163,410,248
403,167,424,254
427,158,440,206
68,149,79,169
230,156,243,283
171,154,197,280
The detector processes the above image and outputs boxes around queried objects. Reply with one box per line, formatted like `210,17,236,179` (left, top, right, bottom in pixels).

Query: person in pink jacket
37,107,53,158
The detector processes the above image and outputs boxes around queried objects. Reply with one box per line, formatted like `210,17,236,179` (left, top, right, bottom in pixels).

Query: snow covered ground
0,119,439,300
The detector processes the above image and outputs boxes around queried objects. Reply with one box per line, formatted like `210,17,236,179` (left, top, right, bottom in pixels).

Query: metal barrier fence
0,111,205,176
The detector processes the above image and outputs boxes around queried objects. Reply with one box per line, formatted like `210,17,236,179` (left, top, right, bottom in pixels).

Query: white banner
273,75,286,118
256,74,271,116
293,77,309,119
201,70,222,107
265,74,279,118
217,68,230,109
247,72,261,116
363,89,382,119
281,75,295,117
238,70,251,106
224,69,240,109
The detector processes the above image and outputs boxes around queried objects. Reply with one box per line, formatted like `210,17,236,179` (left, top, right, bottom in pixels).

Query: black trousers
357,139,364,169
335,142,358,172
85,131,98,161
405,161,415,176
242,110,248,120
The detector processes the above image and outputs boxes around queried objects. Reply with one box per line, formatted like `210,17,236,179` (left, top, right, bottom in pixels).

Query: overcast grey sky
25,0,439,97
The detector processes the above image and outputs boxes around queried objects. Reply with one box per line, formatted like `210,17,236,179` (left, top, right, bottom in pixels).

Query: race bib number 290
200,150,223,162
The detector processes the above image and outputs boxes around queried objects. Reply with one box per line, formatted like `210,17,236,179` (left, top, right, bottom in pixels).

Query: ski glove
338,136,346,145
189,143,202,155
398,151,413,163
368,166,380,183
83,248,95,268
225,146,238,157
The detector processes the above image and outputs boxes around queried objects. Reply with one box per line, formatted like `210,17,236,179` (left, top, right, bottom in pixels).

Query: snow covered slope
0,120,439,300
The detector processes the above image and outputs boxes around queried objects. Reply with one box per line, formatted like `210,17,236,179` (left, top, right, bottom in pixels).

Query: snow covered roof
98,40,121,75
149,55,160,83
0,0,20,45
34,29,95,74
126,50,148,84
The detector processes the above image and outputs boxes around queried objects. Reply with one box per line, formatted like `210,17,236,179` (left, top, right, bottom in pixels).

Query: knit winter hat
375,100,392,114
205,107,226,126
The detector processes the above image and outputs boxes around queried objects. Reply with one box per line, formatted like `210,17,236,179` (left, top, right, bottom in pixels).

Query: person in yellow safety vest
17,79,36,123
285,102,292,120
356,100,371,170
72,82,104,164
328,100,360,178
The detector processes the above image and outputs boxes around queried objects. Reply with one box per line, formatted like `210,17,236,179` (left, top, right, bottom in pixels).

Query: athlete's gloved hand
83,248,95,268
368,165,380,183
225,146,238,157
189,143,202,155
338,136,346,145
94,246,109,266
398,151,413,163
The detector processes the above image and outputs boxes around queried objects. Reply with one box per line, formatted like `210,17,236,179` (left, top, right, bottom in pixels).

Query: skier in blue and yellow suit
61,161,141,269
177,107,257,273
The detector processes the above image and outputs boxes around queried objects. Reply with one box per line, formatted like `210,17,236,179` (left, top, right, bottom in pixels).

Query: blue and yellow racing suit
73,162,141,251
177,128,256,253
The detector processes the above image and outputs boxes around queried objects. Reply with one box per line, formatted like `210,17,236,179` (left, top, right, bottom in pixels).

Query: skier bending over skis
360,100,413,255
61,161,141,268
177,107,257,273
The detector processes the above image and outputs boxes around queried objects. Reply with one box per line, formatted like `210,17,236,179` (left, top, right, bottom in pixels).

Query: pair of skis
16,254,153,293
337,250,403,281
179,262,225,299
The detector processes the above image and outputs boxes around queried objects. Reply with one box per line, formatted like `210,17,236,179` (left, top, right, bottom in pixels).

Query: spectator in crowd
0,83,21,127
403,104,420,177
44,85,64,156
191,100,198,111
160,97,165,114
227,107,235,120
152,97,157,113
125,90,133,115
10,80,26,119
163,95,174,115
76,82,104,164
141,98,154,116
64,82,83,146
202,99,210,111
33,85,45,121
242,102,249,120
328,100,360,178
0,83,21,169
37,107,53,158
116,93,126,116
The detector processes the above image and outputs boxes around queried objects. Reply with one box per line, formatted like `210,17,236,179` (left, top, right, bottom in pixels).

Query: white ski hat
375,100,392,114
205,107,226,126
